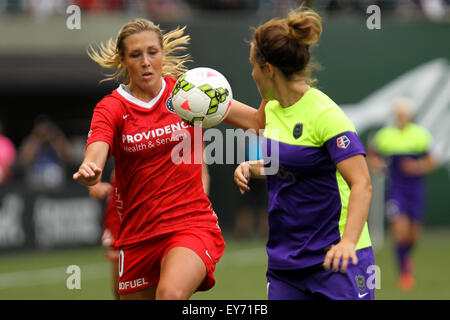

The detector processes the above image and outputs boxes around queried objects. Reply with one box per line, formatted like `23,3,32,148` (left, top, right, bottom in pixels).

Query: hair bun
286,8,322,46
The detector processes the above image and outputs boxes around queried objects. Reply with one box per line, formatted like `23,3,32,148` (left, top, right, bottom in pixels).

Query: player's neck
128,80,163,103
274,79,309,109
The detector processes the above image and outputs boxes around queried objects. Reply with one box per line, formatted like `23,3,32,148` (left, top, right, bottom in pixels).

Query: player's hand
88,182,112,200
73,161,102,186
323,239,358,273
234,162,251,195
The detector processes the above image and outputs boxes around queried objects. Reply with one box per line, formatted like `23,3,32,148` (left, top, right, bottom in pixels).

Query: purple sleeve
325,131,366,165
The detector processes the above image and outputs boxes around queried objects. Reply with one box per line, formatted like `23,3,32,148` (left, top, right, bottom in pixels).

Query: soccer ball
171,67,233,128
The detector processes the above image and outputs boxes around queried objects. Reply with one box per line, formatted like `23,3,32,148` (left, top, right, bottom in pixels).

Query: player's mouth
142,72,153,80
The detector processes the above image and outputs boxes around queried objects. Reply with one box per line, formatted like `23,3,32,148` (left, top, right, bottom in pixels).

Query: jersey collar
117,78,166,109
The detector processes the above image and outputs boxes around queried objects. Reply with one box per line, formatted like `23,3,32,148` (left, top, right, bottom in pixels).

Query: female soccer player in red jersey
73,18,264,300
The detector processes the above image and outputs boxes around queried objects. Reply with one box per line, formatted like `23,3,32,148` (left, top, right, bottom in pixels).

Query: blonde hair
87,18,191,83
393,97,415,117
253,5,322,84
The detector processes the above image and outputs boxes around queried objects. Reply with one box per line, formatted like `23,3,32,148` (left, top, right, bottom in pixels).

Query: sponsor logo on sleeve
337,135,351,149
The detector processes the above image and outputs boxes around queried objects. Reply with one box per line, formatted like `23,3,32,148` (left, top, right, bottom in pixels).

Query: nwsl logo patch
337,135,351,149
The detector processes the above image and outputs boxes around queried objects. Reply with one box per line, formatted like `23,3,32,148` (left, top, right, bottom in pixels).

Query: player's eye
129,51,140,58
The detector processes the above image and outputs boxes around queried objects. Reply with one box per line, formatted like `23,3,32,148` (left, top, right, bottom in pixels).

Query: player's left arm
225,99,267,132
323,154,373,273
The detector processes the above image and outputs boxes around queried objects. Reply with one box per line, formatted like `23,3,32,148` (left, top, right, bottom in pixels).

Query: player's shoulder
407,123,430,136
164,76,178,84
310,89,355,130
300,88,343,123
95,88,127,114
407,123,433,147
164,76,178,90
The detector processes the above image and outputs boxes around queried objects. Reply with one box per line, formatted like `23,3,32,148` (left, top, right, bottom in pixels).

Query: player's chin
139,77,155,87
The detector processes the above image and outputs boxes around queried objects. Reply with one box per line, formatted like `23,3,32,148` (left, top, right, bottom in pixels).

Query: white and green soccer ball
171,67,233,128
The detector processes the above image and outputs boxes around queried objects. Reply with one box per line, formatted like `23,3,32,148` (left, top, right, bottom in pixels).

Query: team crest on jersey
293,123,303,139
166,96,175,113
337,135,350,149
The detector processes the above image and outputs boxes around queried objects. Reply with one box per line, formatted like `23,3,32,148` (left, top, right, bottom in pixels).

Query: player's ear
119,54,127,68
265,62,275,79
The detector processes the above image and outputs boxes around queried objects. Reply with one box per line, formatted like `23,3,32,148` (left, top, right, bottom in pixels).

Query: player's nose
142,53,152,67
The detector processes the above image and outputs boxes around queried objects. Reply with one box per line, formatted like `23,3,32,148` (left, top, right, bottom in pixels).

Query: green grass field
0,228,449,300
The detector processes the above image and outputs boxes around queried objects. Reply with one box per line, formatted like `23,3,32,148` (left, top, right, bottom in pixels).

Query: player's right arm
73,141,110,187
75,98,119,187
88,181,112,200
233,160,265,195
225,99,267,132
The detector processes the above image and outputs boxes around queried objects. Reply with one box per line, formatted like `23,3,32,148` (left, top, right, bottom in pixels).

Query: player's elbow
360,176,373,201
366,178,373,199
350,175,373,200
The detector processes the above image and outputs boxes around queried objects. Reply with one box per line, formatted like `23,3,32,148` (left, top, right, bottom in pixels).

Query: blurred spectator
73,0,109,12
103,0,123,11
420,0,447,21
186,0,258,10
22,0,67,19
18,115,72,190
0,0,448,20
0,120,16,185
146,0,183,18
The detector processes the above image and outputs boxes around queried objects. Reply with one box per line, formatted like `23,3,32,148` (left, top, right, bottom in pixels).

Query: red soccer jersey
101,170,121,247
87,77,220,247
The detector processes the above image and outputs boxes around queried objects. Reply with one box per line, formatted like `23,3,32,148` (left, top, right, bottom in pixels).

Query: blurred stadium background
0,0,449,300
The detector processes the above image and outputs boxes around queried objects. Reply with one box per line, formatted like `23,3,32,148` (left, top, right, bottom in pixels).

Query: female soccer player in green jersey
234,6,375,300
368,98,438,291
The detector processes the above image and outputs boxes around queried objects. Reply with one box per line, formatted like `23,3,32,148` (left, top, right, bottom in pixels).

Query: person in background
367,97,439,291
19,115,72,190
0,119,16,185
